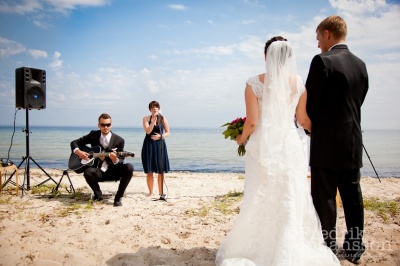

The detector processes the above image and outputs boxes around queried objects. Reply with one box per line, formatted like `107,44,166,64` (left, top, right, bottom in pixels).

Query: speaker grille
26,85,45,108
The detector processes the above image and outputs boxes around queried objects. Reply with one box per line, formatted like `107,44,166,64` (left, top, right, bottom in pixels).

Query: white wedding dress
215,73,340,266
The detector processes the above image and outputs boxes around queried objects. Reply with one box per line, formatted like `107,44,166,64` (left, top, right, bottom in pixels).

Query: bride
215,37,340,266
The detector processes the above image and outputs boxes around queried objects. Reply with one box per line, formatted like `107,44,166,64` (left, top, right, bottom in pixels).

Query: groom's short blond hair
317,15,347,40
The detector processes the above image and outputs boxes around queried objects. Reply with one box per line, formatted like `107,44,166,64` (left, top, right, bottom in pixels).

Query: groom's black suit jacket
306,44,369,169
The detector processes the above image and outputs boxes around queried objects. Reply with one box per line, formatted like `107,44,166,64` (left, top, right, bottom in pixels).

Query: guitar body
68,146,102,173
68,146,135,174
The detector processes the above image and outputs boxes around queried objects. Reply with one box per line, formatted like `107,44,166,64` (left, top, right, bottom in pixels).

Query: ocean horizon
0,125,399,178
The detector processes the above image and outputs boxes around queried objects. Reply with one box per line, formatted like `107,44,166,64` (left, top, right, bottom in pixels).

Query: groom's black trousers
83,163,133,200
310,167,364,253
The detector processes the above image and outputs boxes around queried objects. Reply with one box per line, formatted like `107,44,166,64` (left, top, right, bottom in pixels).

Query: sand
0,169,399,266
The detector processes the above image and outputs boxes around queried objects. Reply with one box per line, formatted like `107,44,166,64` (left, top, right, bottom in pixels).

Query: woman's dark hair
148,100,164,124
264,36,288,56
148,100,160,111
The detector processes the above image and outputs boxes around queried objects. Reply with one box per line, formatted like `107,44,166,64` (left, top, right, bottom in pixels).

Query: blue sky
1,0,399,129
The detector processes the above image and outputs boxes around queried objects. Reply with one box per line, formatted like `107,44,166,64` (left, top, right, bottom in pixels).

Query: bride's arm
296,90,312,132
237,84,258,145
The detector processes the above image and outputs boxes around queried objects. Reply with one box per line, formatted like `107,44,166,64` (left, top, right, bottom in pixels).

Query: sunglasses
100,123,112,128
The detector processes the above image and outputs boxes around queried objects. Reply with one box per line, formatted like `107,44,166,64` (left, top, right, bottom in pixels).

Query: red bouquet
221,117,247,156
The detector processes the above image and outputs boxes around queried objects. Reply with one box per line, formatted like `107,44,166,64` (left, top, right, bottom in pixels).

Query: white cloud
28,49,48,59
343,3,400,52
0,0,109,14
329,0,387,15
33,19,52,29
148,54,158,60
0,36,26,57
203,45,237,55
44,0,111,13
168,4,188,11
140,68,151,76
0,0,42,14
236,36,264,60
0,0,110,28
320,0,400,129
243,0,265,9
0,36,51,60
48,67,139,108
1,0,399,129
169,44,238,57
145,80,160,93
241,19,256,25
49,51,63,70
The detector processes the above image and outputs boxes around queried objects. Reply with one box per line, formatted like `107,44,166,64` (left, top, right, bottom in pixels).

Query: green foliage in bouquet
221,117,247,156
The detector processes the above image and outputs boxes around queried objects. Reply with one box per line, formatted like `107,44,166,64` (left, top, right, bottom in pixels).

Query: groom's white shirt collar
329,42,346,51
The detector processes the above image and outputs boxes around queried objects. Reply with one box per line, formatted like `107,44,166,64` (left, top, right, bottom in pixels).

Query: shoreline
4,167,399,178
0,169,399,266
1,126,399,178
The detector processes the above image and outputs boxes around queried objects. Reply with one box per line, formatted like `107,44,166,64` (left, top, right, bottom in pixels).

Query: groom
305,15,369,264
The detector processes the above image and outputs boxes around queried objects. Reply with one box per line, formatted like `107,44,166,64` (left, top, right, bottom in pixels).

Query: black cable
158,115,168,201
2,108,19,166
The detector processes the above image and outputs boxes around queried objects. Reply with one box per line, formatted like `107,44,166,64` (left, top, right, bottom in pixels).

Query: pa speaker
15,67,46,110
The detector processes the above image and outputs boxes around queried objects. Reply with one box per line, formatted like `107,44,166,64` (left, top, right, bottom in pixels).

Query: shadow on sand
106,246,217,266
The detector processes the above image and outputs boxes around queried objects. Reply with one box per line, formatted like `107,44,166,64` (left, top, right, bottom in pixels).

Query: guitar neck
91,151,130,158
92,152,117,158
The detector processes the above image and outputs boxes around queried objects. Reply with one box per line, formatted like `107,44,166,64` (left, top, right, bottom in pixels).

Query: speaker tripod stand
2,109,57,196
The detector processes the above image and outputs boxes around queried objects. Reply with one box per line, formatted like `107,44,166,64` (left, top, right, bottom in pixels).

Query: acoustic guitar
68,146,135,173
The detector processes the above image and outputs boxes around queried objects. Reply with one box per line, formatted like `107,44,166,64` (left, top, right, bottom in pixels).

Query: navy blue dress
141,116,170,174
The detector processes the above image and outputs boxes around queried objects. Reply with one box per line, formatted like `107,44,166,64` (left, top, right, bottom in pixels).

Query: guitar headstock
126,152,135,158
118,151,135,158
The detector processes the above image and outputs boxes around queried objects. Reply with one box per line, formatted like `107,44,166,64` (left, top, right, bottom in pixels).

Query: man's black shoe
113,198,122,207
92,195,103,202
345,249,365,265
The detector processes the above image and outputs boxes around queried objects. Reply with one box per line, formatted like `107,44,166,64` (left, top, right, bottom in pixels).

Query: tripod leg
15,166,19,195
51,172,65,197
30,157,58,187
2,157,26,188
362,144,381,182
51,170,76,198
21,159,29,198
65,171,76,197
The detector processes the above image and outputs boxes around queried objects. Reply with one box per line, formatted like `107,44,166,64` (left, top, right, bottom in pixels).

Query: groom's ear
323,30,330,39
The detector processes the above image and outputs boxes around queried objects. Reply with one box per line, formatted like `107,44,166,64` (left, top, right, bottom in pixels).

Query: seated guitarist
70,113,134,207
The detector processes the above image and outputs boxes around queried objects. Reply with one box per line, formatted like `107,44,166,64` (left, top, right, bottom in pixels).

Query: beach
0,169,399,266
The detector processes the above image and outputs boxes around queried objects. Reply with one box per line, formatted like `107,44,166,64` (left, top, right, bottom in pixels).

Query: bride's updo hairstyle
264,36,288,57
267,41,293,67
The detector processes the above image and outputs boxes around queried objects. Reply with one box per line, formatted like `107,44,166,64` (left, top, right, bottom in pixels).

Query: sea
0,125,399,178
